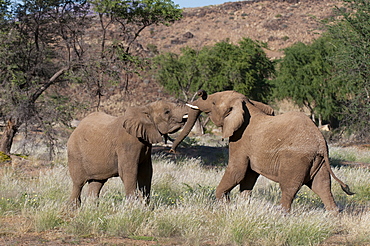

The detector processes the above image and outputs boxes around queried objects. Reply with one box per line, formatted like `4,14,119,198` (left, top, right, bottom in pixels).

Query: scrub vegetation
1,140,369,245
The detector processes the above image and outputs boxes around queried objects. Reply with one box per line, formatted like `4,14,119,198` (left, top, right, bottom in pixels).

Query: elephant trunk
170,106,201,152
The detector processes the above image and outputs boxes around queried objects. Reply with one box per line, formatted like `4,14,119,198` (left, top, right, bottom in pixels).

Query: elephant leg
279,184,301,212
69,180,85,207
87,179,107,198
120,173,138,198
68,154,86,207
239,168,260,198
117,147,144,199
119,161,139,199
306,165,339,213
137,159,153,200
216,156,249,200
278,159,308,212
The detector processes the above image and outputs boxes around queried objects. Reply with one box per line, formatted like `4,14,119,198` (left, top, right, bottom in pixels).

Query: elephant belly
82,152,119,180
250,148,314,184
251,165,279,182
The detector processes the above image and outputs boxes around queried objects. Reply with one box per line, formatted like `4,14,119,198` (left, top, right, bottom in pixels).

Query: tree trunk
0,118,20,154
318,114,322,127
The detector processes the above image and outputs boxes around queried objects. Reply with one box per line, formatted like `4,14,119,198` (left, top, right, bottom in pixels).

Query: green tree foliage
153,38,275,101
272,0,369,141
327,0,370,140
272,36,340,124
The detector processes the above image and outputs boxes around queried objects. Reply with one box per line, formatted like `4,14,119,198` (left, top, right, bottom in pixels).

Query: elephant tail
323,153,355,196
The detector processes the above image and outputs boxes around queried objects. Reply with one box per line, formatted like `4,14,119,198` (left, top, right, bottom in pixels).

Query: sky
173,0,239,8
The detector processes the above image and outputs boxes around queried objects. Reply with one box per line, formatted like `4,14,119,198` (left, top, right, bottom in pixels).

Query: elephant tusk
186,103,199,110
183,114,188,119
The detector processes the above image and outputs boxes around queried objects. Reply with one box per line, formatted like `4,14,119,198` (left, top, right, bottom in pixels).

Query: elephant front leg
216,156,249,200
119,161,139,199
137,159,153,201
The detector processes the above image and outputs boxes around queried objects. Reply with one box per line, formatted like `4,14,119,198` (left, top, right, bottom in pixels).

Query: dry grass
1,142,369,245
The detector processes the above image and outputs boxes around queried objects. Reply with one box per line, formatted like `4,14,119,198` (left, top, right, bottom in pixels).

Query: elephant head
171,90,274,151
123,100,190,144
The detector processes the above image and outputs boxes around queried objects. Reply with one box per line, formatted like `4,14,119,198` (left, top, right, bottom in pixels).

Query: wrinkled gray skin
67,101,189,206
172,90,354,213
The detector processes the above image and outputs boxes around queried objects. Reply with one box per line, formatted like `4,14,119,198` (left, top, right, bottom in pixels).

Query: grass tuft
0,144,369,245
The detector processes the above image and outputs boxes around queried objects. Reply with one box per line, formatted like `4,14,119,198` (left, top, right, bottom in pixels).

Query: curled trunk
170,107,200,152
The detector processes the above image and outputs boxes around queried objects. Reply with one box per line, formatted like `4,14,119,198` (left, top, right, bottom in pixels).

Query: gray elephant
67,100,189,206
171,90,354,213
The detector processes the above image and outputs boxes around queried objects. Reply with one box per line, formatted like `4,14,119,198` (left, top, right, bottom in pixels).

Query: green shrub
0,151,11,163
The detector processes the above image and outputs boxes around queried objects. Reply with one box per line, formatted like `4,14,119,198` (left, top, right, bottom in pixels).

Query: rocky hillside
100,0,339,114
138,0,338,59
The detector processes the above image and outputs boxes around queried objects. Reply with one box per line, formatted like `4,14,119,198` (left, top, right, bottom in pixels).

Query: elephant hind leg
88,179,108,199
306,166,339,214
278,156,311,212
69,181,86,208
279,183,302,213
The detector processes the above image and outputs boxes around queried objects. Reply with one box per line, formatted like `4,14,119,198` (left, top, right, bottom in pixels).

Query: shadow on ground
152,145,229,167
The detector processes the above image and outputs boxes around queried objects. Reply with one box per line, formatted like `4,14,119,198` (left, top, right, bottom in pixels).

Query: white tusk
183,114,188,119
186,103,199,110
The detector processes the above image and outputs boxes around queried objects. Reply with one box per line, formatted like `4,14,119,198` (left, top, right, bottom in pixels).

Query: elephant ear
249,99,275,116
122,106,163,144
222,99,246,139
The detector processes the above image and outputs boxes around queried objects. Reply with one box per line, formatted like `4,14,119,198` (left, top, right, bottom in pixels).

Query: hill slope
100,0,339,113
138,0,338,59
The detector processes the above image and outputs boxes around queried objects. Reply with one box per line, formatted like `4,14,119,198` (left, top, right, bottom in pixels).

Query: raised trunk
0,117,20,154
170,108,201,152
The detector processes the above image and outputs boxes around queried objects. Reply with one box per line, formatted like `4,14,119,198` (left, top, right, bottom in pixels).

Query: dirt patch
0,233,177,246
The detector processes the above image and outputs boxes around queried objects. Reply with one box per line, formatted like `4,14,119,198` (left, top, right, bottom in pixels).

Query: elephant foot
67,198,81,210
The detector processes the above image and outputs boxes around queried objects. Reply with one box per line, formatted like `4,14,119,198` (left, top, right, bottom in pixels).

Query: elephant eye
164,110,170,114
225,107,232,117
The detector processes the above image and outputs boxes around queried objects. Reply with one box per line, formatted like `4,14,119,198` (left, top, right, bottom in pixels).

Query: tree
272,0,369,141
272,36,341,125
0,0,91,156
327,0,370,140
84,0,182,108
153,38,275,102
0,0,182,156
151,47,200,101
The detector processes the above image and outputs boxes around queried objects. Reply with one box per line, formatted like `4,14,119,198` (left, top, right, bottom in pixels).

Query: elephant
67,100,189,206
171,90,354,213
